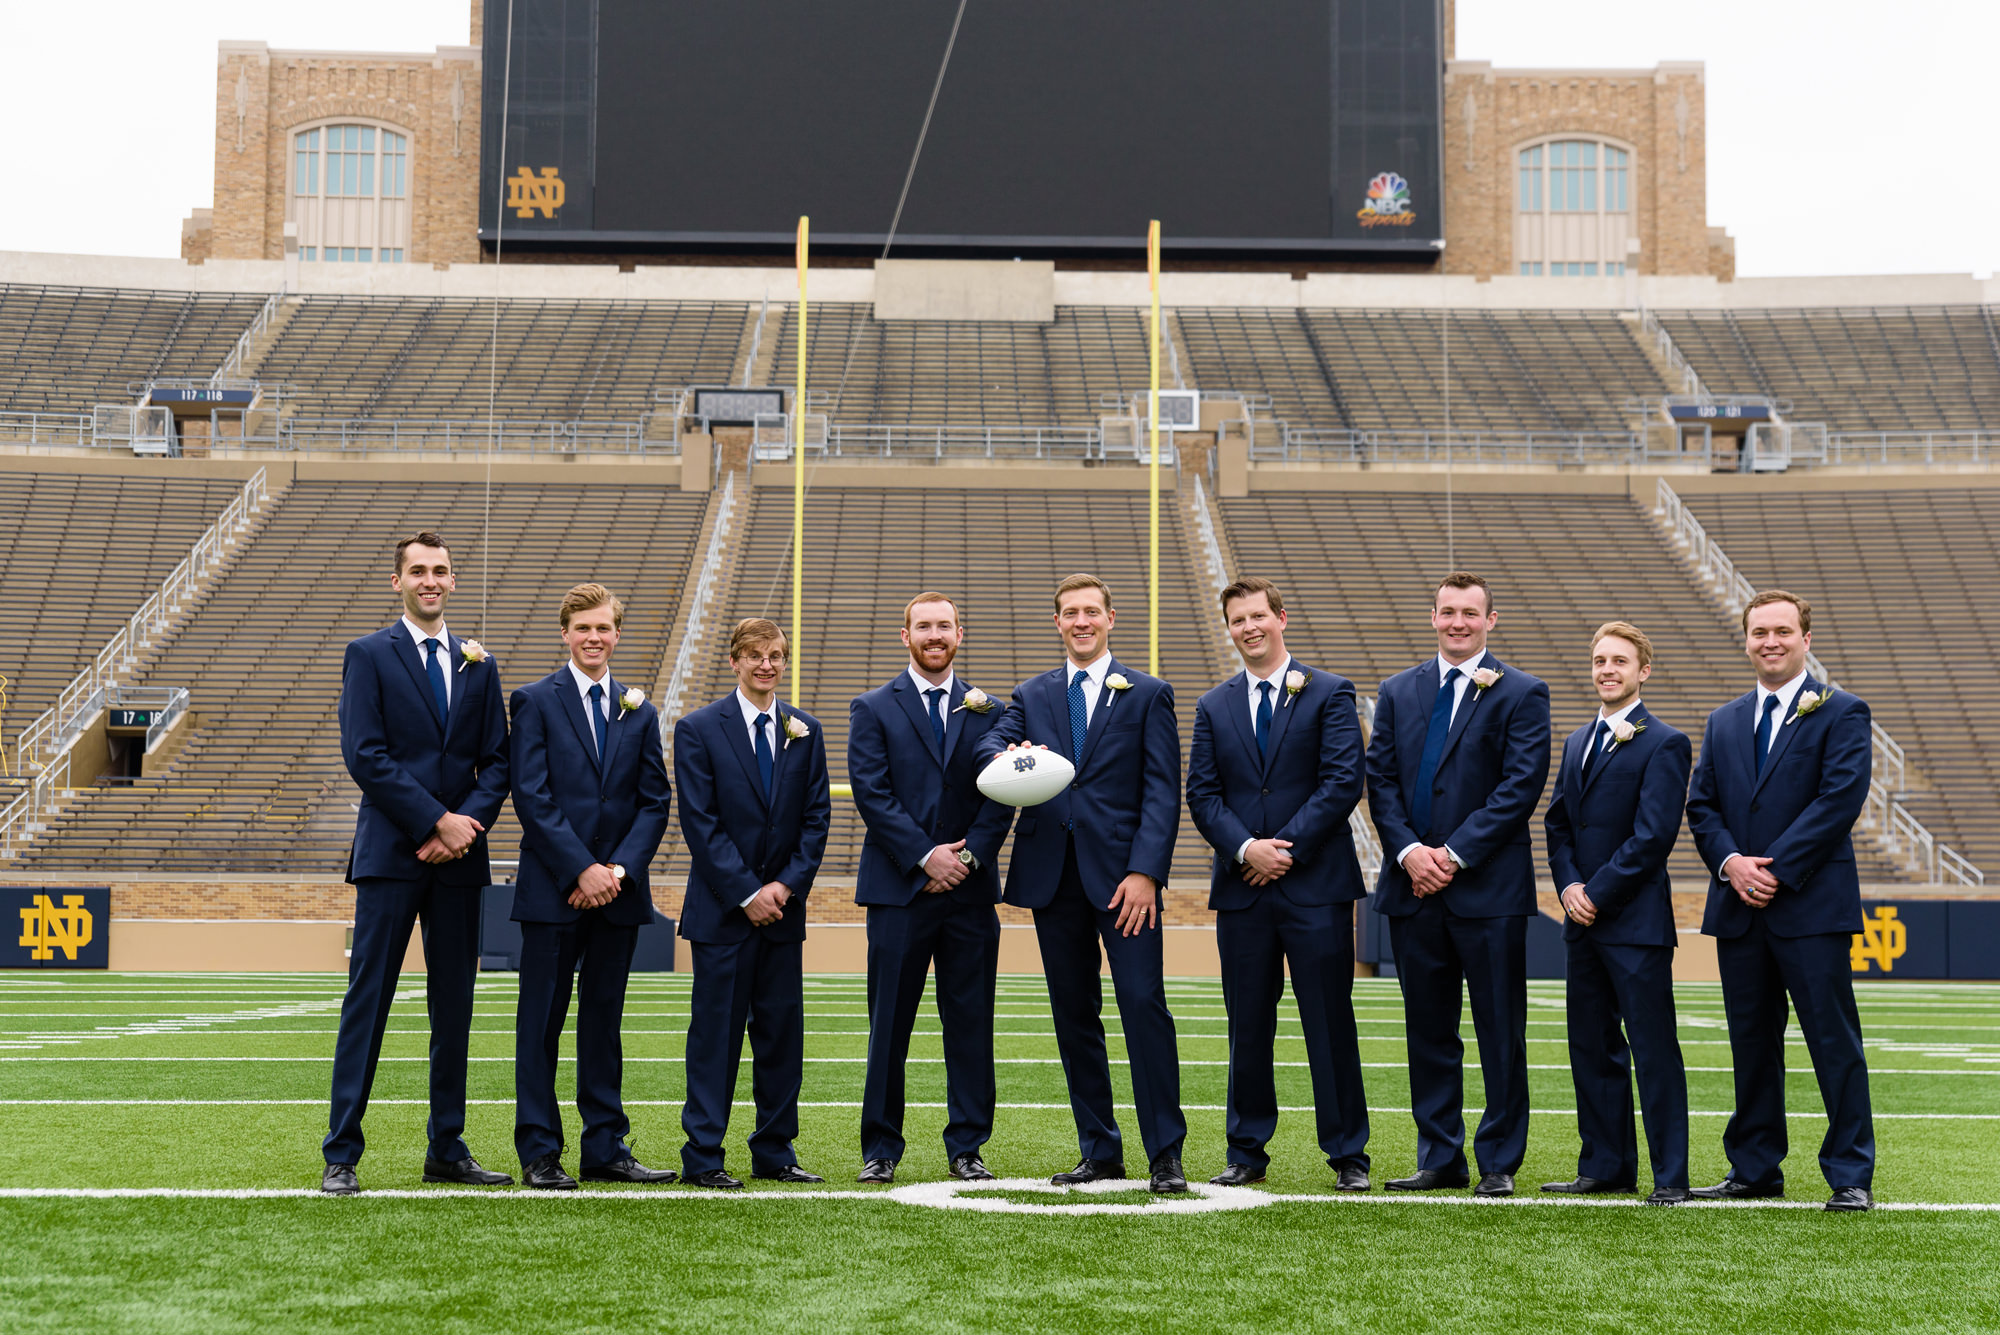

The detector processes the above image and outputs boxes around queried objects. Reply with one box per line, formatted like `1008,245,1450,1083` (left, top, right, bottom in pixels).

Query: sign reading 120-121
2,887,109,968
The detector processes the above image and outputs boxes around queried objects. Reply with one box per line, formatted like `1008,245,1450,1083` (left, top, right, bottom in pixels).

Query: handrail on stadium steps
0,748,69,860
1652,476,1979,887
13,469,267,776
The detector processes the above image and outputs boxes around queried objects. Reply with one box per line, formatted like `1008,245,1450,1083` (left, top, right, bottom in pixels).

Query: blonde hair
559,583,624,630
1590,620,1653,669
728,617,789,661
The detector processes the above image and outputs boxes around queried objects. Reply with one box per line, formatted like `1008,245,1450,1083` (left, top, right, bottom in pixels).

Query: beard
911,639,958,673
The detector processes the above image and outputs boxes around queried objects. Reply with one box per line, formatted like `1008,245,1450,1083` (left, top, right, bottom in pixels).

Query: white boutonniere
618,686,645,716
782,713,811,749
1607,718,1644,745
953,687,995,715
1105,674,1133,692
1787,687,1835,726
1283,668,1308,707
1469,666,1502,694
457,639,488,674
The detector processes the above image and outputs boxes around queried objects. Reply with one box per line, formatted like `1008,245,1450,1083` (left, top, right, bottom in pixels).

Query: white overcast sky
2,0,1992,278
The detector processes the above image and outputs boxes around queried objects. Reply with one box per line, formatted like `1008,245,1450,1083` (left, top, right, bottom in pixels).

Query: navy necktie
588,683,607,759
1068,670,1089,760
422,638,448,724
1581,719,1610,782
925,688,947,749
1255,681,1274,756
1411,667,1461,836
1754,693,1781,776
754,712,776,799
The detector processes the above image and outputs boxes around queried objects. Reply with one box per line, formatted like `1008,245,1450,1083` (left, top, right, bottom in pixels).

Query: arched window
289,123,412,263
1514,137,1631,277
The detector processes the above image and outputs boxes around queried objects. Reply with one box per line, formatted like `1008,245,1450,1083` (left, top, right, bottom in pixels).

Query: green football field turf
1,971,1996,1333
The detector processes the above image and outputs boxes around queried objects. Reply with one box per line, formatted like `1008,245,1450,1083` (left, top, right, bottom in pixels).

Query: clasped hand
1559,882,1596,926
1725,854,1780,908
921,840,970,895
567,863,624,910
1402,844,1456,896
415,812,485,864
744,881,792,926
1240,838,1295,886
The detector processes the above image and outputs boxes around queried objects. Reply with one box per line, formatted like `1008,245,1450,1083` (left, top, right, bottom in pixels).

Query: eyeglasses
737,655,787,667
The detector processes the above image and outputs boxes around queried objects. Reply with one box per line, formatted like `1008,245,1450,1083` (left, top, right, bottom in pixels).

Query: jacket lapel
1043,668,1079,764
1581,704,1647,796
390,623,445,733
1563,722,1588,809
1751,679,1818,799
943,679,975,762
1259,660,1302,778
1076,659,1122,773
599,675,630,785
1222,672,1259,769
1434,655,1495,771
893,675,945,767
556,671,603,774
719,695,772,810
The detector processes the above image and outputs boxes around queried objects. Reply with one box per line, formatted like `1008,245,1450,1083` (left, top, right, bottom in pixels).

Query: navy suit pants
859,892,1000,1164
681,932,804,1176
1217,894,1370,1171
1033,843,1187,1167
1564,935,1689,1189
1386,898,1530,1175
514,913,640,1170
1717,916,1874,1191
324,873,480,1166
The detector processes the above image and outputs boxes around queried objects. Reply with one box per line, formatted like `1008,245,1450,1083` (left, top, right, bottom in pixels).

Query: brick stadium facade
186,0,1732,280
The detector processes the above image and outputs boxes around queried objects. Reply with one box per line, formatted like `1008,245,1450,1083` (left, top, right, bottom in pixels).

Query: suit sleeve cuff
1396,842,1423,868
1444,845,1466,869
739,889,759,908
1235,838,1254,864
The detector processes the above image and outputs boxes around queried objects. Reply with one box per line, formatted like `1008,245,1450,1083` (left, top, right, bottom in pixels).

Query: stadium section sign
478,0,1443,257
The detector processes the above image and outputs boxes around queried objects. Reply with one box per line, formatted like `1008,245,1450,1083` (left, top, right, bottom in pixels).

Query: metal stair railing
659,469,738,738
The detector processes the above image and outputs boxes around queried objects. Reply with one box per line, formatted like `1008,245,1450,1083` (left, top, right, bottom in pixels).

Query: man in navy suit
1542,621,1692,1205
1365,571,1550,1198
1187,577,1371,1190
508,584,676,1189
323,531,512,1194
847,592,1014,1184
975,573,1188,1193
1686,590,1875,1211
673,618,832,1189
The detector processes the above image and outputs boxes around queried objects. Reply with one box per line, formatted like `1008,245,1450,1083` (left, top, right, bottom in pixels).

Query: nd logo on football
1013,755,1038,773
1850,905,1908,974
18,893,93,963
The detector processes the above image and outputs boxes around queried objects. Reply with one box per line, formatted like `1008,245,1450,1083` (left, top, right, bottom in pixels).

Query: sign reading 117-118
3,887,110,968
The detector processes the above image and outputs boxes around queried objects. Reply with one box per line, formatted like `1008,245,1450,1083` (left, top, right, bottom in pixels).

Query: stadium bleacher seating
248,296,752,422
0,285,270,413
1216,487,1915,886
0,470,246,732
1656,306,2000,432
1680,487,2000,873
18,479,712,873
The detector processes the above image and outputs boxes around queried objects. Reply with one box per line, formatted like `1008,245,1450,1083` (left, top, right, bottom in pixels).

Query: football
975,745,1076,807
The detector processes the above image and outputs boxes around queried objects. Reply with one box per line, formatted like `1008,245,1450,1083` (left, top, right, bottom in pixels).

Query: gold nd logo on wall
2,887,109,968
508,166,566,219
1850,905,1908,974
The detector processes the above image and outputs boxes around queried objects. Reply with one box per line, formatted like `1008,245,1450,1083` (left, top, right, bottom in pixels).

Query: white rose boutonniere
1105,674,1133,692
1787,687,1836,726
618,686,645,716
782,713,811,749
457,639,488,674
1607,717,1644,745
953,687,995,715
1283,668,1308,707
1468,666,1502,694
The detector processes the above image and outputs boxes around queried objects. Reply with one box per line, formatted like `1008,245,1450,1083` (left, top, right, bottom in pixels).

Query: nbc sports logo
1357,172,1417,228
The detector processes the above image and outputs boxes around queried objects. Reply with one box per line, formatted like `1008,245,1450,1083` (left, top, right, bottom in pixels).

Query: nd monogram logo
1850,905,1909,974
18,893,93,963
507,166,566,219
1013,755,1037,773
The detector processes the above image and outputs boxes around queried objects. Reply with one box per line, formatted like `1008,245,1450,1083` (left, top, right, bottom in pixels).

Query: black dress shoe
1540,1175,1632,1194
1474,1172,1515,1198
582,1158,678,1184
684,1168,743,1190
423,1156,514,1186
1689,1177,1783,1200
1386,1168,1469,1191
321,1163,359,1195
857,1158,896,1184
1825,1187,1874,1212
752,1165,825,1184
949,1154,995,1181
1209,1163,1265,1187
1334,1162,1371,1193
1646,1186,1691,1206
1149,1156,1188,1194
522,1154,578,1190
1051,1158,1125,1185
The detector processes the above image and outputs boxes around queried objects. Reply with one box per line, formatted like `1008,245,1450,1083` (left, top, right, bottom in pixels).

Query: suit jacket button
1261,787,1270,795
1751,802,1761,813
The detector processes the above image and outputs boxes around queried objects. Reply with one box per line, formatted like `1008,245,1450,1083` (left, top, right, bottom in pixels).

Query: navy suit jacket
848,673,1012,908
1686,679,1870,939
507,667,672,926
1366,654,1552,918
1187,659,1366,911
339,622,509,886
1542,704,1692,948
672,693,831,945
973,657,1179,911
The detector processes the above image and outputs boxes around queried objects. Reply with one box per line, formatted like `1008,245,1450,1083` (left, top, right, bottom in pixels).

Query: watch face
957,850,975,865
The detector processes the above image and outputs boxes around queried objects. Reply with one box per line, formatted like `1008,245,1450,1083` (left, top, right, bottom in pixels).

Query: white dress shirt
1235,657,1294,864
1063,652,1113,727
567,660,611,750
1587,696,1645,756
402,615,452,709
1396,649,1488,872
736,689,783,907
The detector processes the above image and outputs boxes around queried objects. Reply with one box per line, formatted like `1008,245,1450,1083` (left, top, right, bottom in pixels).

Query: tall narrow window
1513,137,1632,278
289,122,412,263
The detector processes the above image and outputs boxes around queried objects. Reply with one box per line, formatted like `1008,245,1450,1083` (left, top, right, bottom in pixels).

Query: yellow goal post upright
1147,219,1161,679
793,215,808,707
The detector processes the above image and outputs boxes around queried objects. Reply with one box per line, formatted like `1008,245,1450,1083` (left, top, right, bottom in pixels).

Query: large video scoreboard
479,0,1442,257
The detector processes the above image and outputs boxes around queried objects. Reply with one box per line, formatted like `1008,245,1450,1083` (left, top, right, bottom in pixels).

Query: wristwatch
956,849,978,869
610,864,628,884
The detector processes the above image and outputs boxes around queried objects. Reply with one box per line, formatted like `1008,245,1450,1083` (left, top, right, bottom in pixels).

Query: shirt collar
1756,670,1811,716
907,664,956,697
1436,649,1485,682
737,688,779,723
402,615,449,650
1064,653,1113,688
1597,696,1643,727
568,660,611,700
1245,656,1293,691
